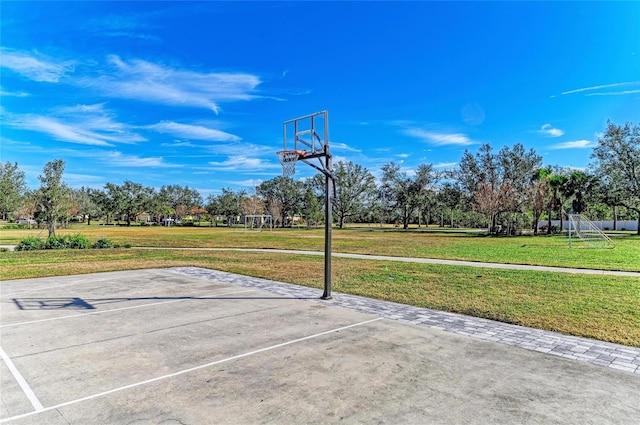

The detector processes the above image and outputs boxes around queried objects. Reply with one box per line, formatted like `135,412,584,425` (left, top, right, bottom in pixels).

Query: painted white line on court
0,345,44,412
1,289,255,328
0,317,383,424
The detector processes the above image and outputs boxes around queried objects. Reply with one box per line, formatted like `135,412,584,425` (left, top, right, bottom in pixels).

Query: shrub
44,236,67,250
14,234,126,250
15,236,43,251
65,233,90,249
92,237,114,249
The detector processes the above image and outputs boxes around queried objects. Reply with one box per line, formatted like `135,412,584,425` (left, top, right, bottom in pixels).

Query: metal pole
283,122,287,150
321,112,332,300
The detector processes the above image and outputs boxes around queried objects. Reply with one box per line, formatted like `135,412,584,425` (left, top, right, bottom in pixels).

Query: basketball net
277,150,305,177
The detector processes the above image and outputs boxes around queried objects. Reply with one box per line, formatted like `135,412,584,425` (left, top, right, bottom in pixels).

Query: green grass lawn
2,224,638,347
2,224,638,271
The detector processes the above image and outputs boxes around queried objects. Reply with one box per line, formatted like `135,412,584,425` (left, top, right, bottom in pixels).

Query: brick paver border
170,267,640,375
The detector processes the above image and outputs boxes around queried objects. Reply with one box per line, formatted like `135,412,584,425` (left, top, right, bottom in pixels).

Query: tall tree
592,169,625,230
256,177,305,227
302,186,323,228
241,193,266,216
105,181,154,226
437,183,464,228
0,161,27,220
75,187,103,225
565,170,598,215
380,162,436,229
458,143,541,233
545,171,568,233
158,185,203,222
35,159,71,237
529,167,551,235
95,187,119,225
207,188,247,226
592,121,640,234
14,190,38,227
331,161,377,228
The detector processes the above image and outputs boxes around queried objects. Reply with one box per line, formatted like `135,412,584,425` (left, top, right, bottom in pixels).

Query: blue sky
1,1,639,196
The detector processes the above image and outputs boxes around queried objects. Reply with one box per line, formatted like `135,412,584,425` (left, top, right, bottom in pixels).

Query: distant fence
538,220,638,232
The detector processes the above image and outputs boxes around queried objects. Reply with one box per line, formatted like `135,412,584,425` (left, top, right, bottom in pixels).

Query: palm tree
565,170,597,214
530,167,551,235
547,172,568,234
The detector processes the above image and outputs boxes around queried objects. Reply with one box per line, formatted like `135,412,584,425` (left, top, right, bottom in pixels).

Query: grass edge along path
134,247,640,278
2,248,638,347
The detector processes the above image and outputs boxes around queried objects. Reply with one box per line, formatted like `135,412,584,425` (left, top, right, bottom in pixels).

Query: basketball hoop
277,150,306,177
280,110,333,300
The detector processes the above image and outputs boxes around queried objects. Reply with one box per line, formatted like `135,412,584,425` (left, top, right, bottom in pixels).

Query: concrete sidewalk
4,244,638,276
140,247,640,277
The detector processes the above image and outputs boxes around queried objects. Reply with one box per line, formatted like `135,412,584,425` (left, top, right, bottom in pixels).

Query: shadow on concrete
13,297,96,310
12,295,316,310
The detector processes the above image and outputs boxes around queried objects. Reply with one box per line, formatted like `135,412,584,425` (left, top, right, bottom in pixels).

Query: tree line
1,121,639,236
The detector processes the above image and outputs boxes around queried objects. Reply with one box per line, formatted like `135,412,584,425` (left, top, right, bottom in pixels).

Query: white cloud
78,55,262,113
148,121,241,142
236,179,264,188
6,104,146,146
0,50,74,82
550,140,596,150
403,128,474,146
104,152,180,167
1,50,267,113
56,103,106,114
203,142,273,157
160,140,198,148
63,173,106,187
586,89,640,96
331,142,362,152
208,155,274,171
562,81,640,96
31,116,115,146
332,155,350,165
0,86,29,97
433,161,458,169
538,123,564,138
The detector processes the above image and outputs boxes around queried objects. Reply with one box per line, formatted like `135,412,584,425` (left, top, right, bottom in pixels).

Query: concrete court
0,269,638,424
